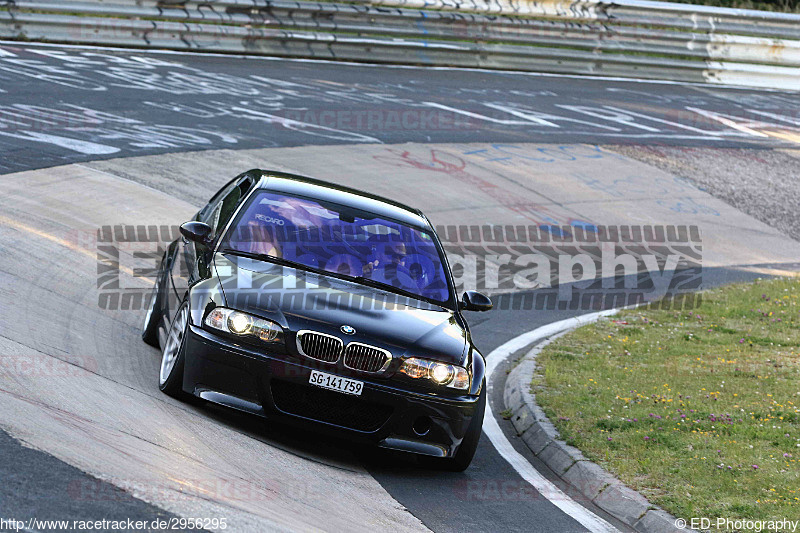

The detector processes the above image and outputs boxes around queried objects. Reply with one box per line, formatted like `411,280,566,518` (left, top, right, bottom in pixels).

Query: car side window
198,178,235,224
201,175,256,240
198,181,235,231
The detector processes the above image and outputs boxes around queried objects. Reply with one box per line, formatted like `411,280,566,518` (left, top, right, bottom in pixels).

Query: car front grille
270,380,393,432
344,343,390,373
297,331,343,363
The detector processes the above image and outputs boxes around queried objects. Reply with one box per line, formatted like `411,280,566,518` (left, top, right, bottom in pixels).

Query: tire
142,258,165,348
422,381,486,472
158,300,190,400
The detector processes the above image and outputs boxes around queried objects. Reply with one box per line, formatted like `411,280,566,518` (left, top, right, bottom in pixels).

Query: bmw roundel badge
340,325,356,335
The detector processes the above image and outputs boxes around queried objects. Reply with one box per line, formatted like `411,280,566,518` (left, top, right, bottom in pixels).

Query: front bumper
183,325,481,458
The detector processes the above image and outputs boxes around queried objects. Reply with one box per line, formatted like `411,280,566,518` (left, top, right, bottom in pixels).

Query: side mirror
461,291,493,312
180,221,213,245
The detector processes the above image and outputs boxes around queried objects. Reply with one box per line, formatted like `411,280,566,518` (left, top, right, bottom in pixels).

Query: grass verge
534,278,800,524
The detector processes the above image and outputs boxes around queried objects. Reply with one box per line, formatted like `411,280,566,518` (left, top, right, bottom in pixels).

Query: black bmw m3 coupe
142,169,493,471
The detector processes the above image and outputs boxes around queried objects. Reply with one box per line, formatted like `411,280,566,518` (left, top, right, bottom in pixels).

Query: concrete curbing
503,329,694,533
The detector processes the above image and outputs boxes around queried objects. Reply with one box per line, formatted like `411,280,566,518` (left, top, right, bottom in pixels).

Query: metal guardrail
0,0,798,89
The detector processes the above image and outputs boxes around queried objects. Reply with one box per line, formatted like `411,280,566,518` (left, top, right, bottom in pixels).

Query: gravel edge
503,333,695,533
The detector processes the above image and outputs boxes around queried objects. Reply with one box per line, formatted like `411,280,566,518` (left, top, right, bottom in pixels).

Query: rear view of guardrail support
0,0,798,89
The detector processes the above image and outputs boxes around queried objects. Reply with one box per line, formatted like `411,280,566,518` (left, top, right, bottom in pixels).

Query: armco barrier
0,0,798,89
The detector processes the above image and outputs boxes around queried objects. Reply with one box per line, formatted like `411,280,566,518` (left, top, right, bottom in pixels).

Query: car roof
253,170,431,229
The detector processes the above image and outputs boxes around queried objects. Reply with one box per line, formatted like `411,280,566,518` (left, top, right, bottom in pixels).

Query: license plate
308,370,364,396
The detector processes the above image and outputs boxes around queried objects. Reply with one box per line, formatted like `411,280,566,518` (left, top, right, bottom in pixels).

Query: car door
165,173,256,326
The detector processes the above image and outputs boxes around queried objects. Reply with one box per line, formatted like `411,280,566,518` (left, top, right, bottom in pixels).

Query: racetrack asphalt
1,41,799,533
0,429,185,531
1,41,799,176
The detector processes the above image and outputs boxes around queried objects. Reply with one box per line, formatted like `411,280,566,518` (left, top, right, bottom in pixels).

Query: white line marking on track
0,130,120,155
483,310,620,533
685,107,770,137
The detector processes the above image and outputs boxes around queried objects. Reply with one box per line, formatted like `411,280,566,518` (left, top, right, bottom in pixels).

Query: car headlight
204,308,283,344
399,357,470,390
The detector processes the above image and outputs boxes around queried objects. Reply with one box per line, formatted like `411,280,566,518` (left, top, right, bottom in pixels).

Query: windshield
219,190,453,305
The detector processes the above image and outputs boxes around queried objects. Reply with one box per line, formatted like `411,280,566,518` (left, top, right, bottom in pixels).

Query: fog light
412,416,432,436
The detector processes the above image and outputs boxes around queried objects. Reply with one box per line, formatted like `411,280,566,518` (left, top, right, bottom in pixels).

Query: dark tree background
667,0,799,11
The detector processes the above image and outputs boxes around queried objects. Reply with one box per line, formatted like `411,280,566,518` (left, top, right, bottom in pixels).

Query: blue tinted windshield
220,191,452,304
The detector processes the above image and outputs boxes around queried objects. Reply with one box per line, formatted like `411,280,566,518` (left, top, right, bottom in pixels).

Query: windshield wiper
343,274,431,304
219,249,325,276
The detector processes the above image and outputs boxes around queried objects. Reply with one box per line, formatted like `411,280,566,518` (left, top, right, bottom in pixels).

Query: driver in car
363,241,407,277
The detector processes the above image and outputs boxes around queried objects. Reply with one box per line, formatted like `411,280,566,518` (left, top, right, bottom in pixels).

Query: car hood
213,253,467,364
